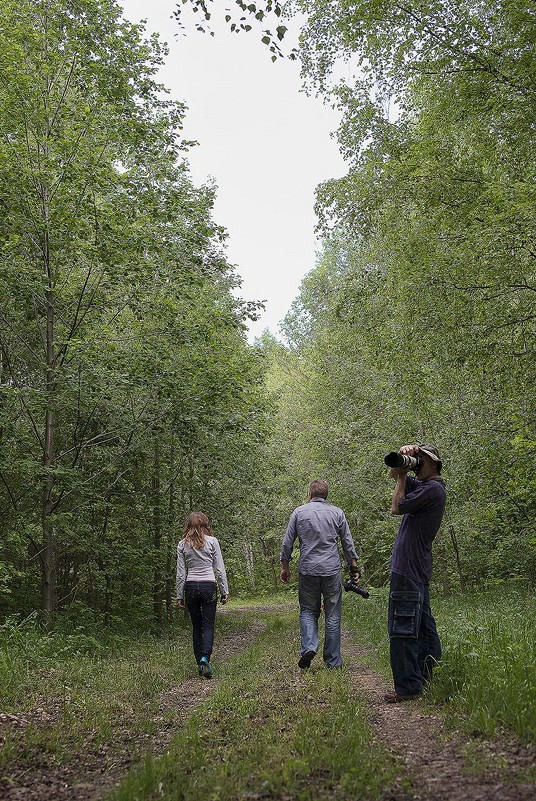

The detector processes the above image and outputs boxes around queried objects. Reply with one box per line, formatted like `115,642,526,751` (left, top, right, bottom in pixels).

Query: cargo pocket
388,591,421,638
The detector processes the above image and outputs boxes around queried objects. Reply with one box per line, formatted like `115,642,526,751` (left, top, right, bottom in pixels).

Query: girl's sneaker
199,656,212,678
197,662,203,676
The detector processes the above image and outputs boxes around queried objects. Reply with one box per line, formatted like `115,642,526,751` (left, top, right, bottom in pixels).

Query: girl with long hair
176,511,229,678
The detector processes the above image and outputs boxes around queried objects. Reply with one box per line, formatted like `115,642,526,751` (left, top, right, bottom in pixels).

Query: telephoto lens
384,451,422,471
344,579,370,599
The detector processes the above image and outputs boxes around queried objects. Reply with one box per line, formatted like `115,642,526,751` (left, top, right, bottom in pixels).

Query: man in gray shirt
280,479,361,669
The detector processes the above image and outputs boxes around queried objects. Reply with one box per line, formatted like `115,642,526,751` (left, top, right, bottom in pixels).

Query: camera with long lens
384,451,422,471
344,579,369,599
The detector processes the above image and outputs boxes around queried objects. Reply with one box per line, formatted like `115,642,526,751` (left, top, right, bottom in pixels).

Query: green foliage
1,0,534,628
255,0,536,590
0,612,107,705
0,0,271,622
428,591,536,742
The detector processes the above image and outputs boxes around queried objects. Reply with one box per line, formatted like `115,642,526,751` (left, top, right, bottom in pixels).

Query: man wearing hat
385,443,446,702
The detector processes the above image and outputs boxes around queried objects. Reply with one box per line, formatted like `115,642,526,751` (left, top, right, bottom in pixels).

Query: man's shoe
199,656,212,678
298,650,316,669
198,662,203,676
384,691,421,703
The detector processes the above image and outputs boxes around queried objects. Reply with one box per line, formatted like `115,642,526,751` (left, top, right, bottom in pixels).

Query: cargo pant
388,572,442,695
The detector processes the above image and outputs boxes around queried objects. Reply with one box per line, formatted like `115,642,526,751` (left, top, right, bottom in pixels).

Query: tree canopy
1,0,534,626
0,0,269,622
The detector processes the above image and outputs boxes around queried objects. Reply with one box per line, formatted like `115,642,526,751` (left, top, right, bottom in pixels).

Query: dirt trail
344,638,534,801
1,606,533,801
0,619,266,801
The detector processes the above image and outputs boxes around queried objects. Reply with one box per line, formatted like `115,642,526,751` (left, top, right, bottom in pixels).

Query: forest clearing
1,595,534,800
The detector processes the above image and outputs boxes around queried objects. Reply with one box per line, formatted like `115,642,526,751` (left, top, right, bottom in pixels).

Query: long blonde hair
183,511,213,549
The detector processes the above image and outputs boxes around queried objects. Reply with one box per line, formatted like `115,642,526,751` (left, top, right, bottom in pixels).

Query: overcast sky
120,1,346,340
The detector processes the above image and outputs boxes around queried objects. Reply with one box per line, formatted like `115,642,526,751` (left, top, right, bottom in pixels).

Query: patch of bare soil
344,638,535,801
0,619,266,801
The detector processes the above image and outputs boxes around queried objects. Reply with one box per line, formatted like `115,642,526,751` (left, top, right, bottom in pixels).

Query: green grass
108,609,398,801
0,610,246,768
3,590,533,800
343,586,536,743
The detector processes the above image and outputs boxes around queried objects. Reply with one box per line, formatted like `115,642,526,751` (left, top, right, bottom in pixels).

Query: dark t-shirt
390,475,446,584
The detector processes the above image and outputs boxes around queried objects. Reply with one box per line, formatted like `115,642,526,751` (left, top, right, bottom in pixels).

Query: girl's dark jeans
388,572,442,695
184,580,218,663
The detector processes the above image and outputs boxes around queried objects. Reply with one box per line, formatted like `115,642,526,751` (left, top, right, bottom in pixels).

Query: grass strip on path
108,606,399,801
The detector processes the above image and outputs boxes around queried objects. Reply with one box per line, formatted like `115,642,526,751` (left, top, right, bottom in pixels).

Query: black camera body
384,451,422,471
344,579,369,599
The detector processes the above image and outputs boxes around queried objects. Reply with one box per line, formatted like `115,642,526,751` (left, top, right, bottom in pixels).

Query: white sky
120,1,346,340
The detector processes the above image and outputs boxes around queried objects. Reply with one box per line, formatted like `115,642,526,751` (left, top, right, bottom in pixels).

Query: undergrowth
3,588,533,800
0,610,246,770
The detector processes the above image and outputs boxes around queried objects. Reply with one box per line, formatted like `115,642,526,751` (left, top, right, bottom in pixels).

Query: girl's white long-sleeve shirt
176,535,229,600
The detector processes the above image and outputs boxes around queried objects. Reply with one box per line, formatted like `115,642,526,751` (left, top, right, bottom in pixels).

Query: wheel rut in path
0,619,266,801
344,637,534,801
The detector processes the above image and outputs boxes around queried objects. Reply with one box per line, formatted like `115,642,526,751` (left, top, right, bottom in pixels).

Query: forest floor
0,602,534,801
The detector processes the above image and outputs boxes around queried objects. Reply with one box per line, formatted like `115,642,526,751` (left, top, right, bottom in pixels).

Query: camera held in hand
384,451,422,471
344,579,369,599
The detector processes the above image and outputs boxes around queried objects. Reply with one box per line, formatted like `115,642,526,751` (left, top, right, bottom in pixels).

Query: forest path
0,615,268,801
342,634,534,801
0,603,533,801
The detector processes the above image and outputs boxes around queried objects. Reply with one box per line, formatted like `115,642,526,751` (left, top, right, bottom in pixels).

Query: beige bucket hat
418,444,442,464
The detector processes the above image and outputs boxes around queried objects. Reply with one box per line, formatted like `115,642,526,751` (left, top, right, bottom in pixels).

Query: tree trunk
40,57,56,617
41,229,57,616
448,524,466,593
165,445,176,618
152,435,163,625
435,536,452,597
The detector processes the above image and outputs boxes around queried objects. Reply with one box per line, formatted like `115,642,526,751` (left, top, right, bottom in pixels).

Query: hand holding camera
344,579,370,598
345,564,369,598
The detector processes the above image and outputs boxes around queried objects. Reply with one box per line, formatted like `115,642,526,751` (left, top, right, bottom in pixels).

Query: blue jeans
184,581,218,663
298,572,342,668
388,572,442,695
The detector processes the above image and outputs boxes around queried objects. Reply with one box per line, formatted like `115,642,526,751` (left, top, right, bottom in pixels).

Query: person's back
280,480,361,670
286,497,352,576
178,535,224,583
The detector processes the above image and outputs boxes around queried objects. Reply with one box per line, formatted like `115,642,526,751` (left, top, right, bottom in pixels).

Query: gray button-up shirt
280,497,359,576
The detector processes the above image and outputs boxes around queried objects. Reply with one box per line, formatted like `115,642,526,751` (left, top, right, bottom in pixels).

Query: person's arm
389,443,421,515
280,512,297,583
212,537,229,603
176,543,186,609
391,472,408,515
339,514,361,582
